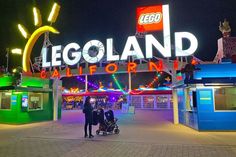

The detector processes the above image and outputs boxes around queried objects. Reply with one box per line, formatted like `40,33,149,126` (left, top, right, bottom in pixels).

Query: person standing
83,96,94,138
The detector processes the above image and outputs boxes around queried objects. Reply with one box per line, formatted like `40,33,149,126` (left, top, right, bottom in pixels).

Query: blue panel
177,88,198,130
194,64,236,79
199,90,212,105
184,111,198,130
177,89,185,124
179,110,185,124
11,95,17,106
198,112,236,130
197,88,236,131
197,89,214,112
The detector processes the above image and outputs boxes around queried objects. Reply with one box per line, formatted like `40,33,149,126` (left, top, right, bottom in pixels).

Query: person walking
83,96,94,138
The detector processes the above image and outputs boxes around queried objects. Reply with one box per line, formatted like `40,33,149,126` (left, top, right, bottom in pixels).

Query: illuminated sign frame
40,61,165,78
18,4,198,74
42,5,198,69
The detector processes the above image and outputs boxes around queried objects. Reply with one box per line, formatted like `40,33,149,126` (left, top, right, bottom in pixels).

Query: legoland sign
42,5,198,70
19,4,198,77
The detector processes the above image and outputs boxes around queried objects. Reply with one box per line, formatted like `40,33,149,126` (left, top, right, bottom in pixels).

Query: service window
185,88,196,111
28,92,43,110
0,92,11,110
215,87,236,111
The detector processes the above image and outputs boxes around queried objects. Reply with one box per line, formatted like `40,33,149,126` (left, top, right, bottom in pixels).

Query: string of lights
112,73,162,95
129,73,161,95
75,72,165,94
112,74,128,95
76,76,99,89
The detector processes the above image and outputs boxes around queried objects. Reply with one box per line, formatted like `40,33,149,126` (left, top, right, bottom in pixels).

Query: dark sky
0,0,236,71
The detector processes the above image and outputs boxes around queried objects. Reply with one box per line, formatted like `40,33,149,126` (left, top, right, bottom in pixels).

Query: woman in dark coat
83,96,94,138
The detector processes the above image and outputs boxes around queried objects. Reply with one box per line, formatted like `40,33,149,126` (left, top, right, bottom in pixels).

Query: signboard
199,90,212,105
136,5,164,32
41,4,198,71
11,95,17,106
40,60,164,78
30,96,39,102
128,106,135,114
22,95,28,108
19,3,198,75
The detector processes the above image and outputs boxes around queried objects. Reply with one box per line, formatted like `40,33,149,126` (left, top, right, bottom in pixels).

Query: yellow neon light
200,97,211,100
5,93,12,96
33,7,42,27
18,24,29,39
48,3,61,23
11,48,22,55
22,26,59,72
12,68,17,73
13,92,23,94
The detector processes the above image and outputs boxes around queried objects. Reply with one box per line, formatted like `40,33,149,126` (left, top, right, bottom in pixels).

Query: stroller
95,109,120,136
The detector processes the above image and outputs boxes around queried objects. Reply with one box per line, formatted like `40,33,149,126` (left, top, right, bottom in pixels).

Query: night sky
0,0,236,71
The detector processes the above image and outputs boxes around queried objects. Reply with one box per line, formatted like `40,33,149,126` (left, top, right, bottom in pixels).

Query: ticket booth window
0,92,11,110
28,92,43,110
215,87,236,110
185,88,196,111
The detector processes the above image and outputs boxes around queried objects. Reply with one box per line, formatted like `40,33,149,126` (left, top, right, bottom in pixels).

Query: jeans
84,119,92,136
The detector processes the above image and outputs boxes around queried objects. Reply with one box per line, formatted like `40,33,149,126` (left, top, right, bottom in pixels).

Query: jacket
83,103,93,122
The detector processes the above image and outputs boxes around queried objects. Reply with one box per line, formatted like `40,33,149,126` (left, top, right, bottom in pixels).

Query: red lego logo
136,5,163,32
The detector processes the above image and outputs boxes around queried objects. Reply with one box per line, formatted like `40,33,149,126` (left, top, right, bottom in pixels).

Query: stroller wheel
114,129,120,134
96,130,100,135
103,132,107,136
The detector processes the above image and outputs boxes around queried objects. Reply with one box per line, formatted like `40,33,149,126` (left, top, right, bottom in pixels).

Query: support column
173,89,179,124
128,72,132,92
85,75,88,91
167,95,171,109
184,88,190,110
127,95,131,106
53,78,61,121
141,96,144,109
83,96,86,105
153,95,157,109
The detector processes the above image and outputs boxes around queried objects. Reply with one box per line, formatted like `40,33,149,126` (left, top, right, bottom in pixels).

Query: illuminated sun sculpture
17,3,61,73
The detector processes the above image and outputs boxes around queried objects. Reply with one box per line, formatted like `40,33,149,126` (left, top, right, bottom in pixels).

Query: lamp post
6,48,9,73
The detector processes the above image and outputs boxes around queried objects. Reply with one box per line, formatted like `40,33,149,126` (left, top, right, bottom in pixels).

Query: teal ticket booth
174,64,236,131
0,75,61,124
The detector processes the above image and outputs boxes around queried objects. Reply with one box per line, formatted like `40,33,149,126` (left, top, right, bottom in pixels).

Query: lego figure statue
108,82,113,89
99,81,104,89
219,19,231,37
214,19,232,63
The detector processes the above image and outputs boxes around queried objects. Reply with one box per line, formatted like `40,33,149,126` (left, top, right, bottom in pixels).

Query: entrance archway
59,69,175,124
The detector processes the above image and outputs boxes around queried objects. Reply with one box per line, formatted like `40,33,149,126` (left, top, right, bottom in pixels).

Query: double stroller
93,108,120,136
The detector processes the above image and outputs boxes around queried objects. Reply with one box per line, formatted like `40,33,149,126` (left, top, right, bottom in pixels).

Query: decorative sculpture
214,19,234,63
219,19,231,37
99,81,104,89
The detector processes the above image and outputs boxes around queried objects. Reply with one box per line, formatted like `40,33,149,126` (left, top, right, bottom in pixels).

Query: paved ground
0,110,236,157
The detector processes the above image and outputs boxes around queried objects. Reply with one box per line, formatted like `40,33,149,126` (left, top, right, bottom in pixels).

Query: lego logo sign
138,13,162,25
137,5,163,32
